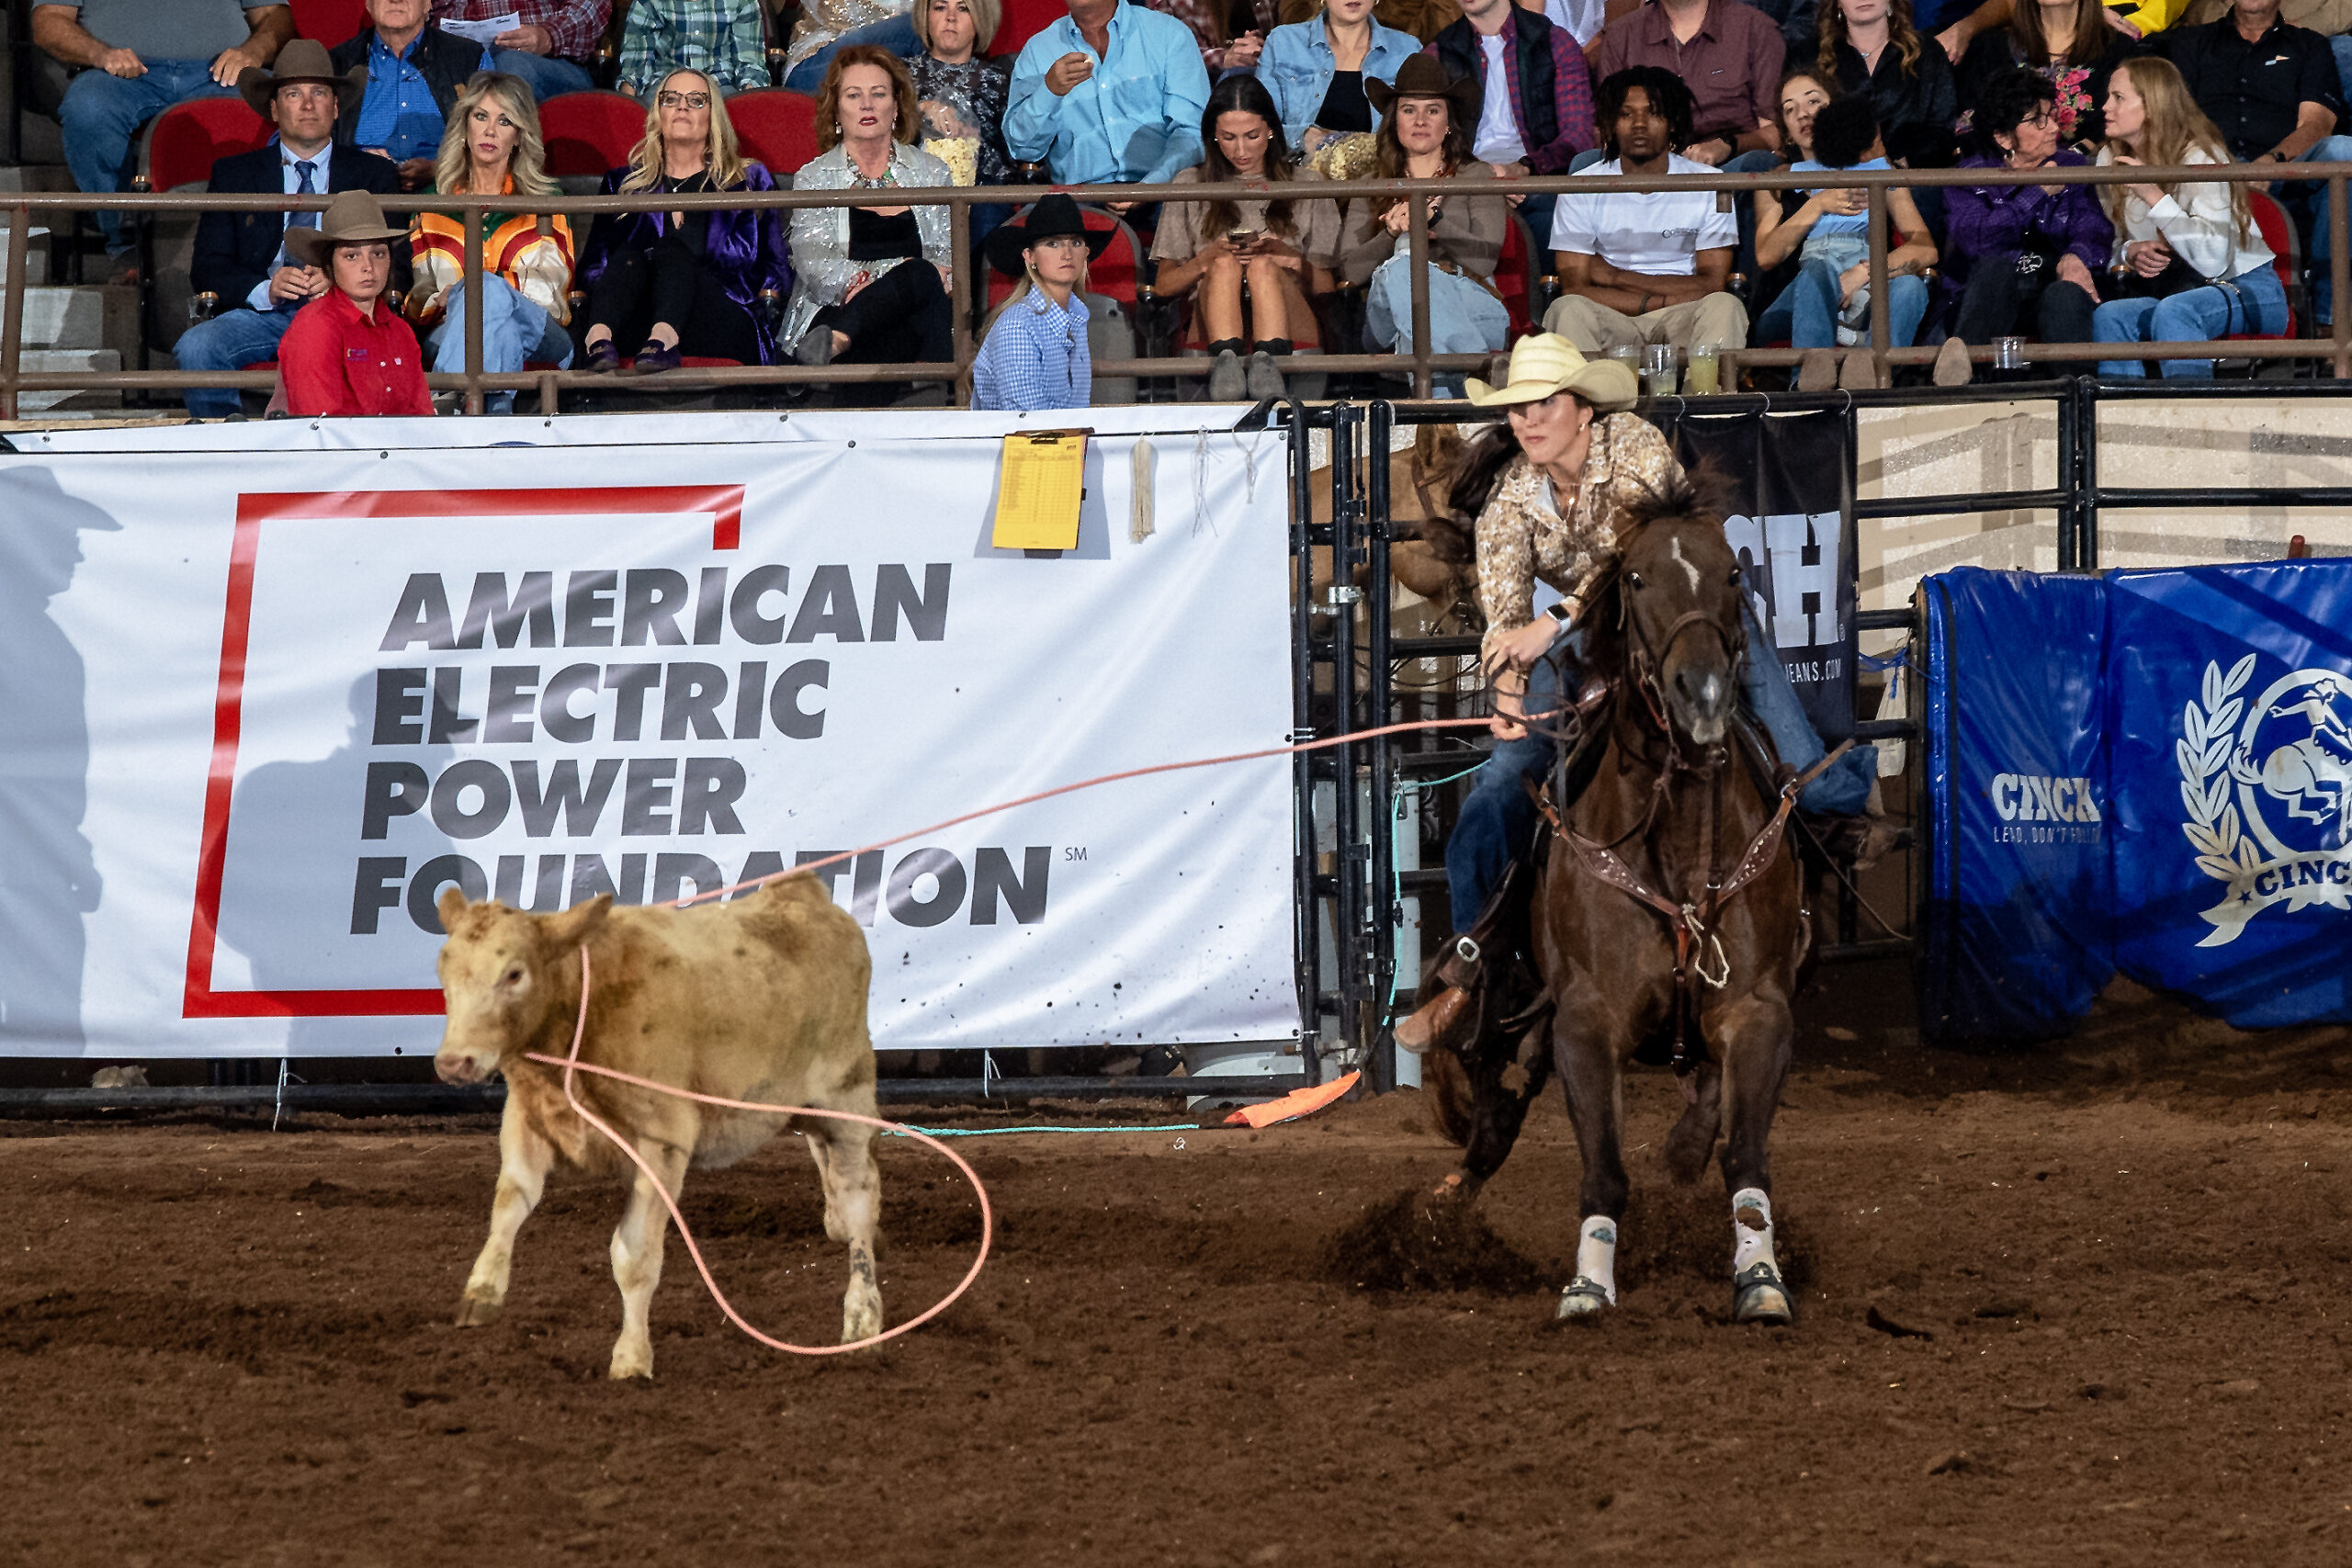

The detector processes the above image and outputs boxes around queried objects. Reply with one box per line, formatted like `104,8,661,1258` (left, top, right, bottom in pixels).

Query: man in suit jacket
177,39,405,419
330,0,476,189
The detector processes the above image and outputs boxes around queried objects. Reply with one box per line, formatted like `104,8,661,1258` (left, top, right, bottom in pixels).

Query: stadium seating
289,0,368,44
537,91,650,180
725,89,820,177
2228,189,2303,344
991,0,1065,60
134,98,271,196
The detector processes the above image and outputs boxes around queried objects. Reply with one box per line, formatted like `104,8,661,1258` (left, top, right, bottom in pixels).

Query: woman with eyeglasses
575,68,794,373
1939,67,2115,369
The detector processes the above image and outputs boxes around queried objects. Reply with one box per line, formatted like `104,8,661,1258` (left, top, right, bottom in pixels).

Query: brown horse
1426,474,1813,1326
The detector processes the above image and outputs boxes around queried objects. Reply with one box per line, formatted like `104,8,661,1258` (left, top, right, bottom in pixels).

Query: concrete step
0,165,75,194
15,348,123,414
0,222,53,286
15,285,132,350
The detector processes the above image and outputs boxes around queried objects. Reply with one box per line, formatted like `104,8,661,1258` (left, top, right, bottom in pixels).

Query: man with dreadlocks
1543,66,1750,357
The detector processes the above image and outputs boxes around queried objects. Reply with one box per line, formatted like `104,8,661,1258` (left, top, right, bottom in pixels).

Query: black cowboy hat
1365,54,1480,122
983,194,1114,277
238,38,368,119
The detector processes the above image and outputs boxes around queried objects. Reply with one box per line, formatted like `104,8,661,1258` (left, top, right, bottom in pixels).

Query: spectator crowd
28,0,2352,412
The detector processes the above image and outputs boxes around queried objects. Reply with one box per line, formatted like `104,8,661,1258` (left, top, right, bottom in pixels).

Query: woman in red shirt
278,191,435,418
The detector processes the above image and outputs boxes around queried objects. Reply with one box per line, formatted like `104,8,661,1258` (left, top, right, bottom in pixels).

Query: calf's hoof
454,1292,502,1328
1553,1278,1612,1323
1732,1261,1793,1326
608,1341,654,1381
841,1292,884,1345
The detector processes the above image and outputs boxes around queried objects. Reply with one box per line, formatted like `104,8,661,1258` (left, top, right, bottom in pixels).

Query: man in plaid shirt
432,0,609,99
616,0,768,100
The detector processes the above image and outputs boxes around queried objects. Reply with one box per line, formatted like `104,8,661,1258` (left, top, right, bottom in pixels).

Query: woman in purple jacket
576,69,794,373
1941,67,2114,355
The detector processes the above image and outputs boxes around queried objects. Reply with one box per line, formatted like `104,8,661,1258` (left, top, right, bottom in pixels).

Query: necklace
848,150,898,188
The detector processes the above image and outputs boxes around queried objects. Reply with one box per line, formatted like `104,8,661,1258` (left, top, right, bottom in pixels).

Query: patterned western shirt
618,0,769,96
430,0,611,62
1474,413,1681,660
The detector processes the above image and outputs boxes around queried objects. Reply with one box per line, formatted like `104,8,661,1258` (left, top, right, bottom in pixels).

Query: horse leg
1432,1023,1552,1201
1552,1010,1632,1320
1715,993,1798,1325
1661,1058,1724,1185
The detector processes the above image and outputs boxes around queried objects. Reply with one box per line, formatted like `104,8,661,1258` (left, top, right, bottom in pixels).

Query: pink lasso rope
516,713,1500,1355
523,946,993,1356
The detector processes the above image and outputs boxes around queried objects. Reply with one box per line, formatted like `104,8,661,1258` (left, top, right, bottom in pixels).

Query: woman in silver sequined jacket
778,47,956,367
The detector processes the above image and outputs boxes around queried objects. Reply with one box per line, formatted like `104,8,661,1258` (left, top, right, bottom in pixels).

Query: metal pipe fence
6,160,2352,415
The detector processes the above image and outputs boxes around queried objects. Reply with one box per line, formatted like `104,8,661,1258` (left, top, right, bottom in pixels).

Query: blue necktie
288,159,319,231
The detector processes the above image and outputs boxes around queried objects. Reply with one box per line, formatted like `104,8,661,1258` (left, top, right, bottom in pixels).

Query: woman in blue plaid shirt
971,195,1109,412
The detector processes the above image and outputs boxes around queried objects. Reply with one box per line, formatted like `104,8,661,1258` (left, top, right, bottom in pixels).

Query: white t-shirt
1548,155,1739,276
1471,35,1527,165
1544,0,1605,46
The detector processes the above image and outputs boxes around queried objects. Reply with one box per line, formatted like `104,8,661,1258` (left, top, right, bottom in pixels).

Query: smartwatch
1545,600,1576,624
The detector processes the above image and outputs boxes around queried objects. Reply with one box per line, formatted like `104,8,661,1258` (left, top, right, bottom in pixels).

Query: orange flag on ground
1223,1070,1361,1129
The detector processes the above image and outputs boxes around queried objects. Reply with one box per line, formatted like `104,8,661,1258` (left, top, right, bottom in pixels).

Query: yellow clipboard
990,428,1090,551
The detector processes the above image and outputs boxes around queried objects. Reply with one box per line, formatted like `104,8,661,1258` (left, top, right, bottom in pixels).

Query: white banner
0,411,1298,1058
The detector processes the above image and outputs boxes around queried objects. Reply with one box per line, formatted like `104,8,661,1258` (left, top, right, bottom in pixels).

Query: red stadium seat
726,89,820,177
992,0,1065,59
981,203,1144,318
537,91,650,180
137,97,273,193
2226,189,2302,343
1493,209,1539,340
289,0,368,43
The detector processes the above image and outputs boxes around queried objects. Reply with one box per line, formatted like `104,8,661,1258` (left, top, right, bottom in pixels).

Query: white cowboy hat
1464,333,1637,412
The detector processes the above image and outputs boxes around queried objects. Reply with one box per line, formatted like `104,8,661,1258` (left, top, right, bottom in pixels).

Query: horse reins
1517,563,1851,1075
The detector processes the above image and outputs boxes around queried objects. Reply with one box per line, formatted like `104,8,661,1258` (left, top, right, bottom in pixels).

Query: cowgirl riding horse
1396,334,1881,1051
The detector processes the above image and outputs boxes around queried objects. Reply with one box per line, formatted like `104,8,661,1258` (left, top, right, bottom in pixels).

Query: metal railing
2,159,2349,416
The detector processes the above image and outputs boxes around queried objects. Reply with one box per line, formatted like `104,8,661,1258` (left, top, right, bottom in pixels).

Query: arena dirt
6,980,2352,1567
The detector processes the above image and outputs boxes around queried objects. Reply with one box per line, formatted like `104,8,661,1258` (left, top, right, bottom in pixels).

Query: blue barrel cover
1921,557,2352,1039
1920,567,2113,1042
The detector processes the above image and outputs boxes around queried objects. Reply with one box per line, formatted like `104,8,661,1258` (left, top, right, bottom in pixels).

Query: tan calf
432,876,881,1379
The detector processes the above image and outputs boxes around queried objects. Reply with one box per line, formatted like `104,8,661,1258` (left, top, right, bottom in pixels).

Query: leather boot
1395,983,1468,1054
1393,860,1526,1054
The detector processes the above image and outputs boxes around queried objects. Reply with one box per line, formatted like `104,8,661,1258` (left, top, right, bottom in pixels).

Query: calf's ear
437,886,470,933
542,892,614,950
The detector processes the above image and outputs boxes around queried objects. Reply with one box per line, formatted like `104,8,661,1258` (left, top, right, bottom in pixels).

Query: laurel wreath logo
2179,652,2259,886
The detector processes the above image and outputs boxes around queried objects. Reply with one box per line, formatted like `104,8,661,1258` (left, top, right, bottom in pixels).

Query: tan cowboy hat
1364,54,1480,122
285,190,409,269
238,39,368,118
1464,333,1638,412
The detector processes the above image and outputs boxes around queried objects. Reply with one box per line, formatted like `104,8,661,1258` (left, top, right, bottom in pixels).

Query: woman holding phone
1150,74,1340,402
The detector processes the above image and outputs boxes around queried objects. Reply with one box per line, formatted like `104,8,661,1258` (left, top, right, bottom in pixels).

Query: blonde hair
619,69,751,192
2102,56,2253,247
435,72,559,197
911,0,1002,54
814,46,922,153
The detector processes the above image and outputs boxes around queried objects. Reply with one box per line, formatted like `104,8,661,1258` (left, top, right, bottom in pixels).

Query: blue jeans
1752,257,1929,348
784,15,921,92
1443,603,1879,920
481,48,596,100
2290,134,2352,324
60,61,236,252
1363,253,1510,370
2092,265,2289,378
175,305,299,418
430,277,575,412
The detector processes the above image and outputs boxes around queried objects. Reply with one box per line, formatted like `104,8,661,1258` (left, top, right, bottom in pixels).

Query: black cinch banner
1652,406,1859,741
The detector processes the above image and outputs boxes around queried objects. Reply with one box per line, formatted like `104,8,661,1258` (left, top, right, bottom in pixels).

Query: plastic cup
1994,335,2027,372
1685,344,1722,396
1643,342,1678,397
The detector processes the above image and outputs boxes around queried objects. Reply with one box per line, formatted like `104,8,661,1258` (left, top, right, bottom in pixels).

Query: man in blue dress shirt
1003,0,1211,202
329,0,475,189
